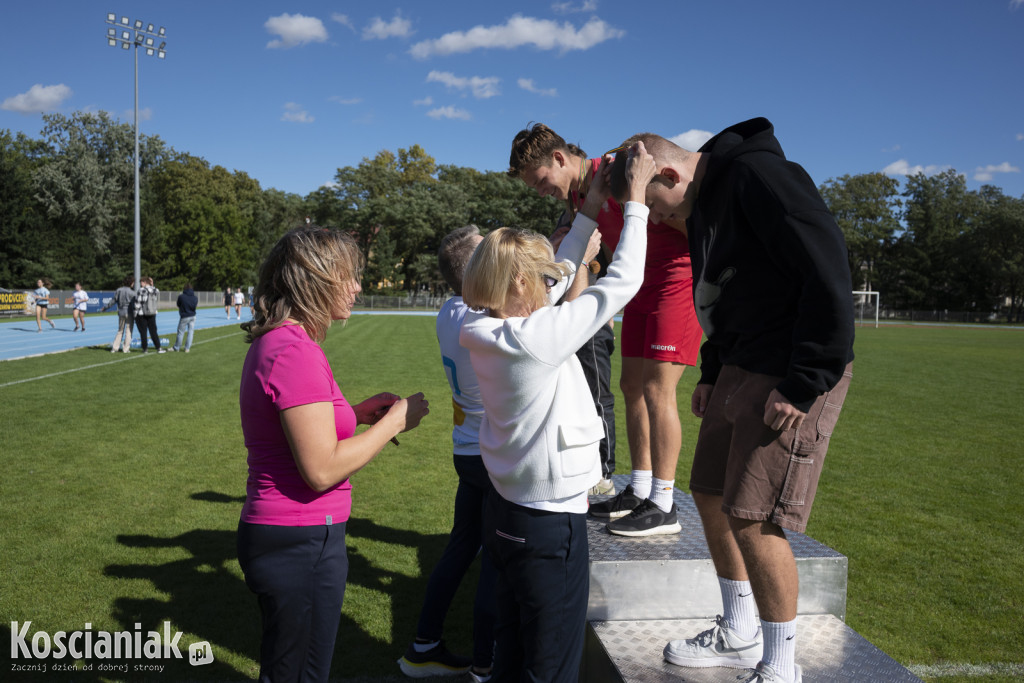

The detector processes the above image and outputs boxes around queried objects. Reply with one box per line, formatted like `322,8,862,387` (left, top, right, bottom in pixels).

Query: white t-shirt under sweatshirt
460,202,649,512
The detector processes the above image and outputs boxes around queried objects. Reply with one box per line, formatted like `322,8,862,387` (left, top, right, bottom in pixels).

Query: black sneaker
606,499,682,536
397,640,471,678
588,484,644,520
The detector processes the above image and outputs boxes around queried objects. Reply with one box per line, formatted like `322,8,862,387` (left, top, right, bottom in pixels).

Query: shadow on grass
97,492,466,681
190,490,246,504
105,528,256,681
339,517,465,678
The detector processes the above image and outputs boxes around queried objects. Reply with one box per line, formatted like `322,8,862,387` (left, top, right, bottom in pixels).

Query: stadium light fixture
104,13,168,294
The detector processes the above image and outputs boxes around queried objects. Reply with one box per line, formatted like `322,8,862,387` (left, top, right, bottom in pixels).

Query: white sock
629,470,652,500
649,477,675,512
718,576,759,641
761,619,797,682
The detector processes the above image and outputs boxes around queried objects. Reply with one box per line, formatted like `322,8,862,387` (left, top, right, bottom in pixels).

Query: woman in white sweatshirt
458,143,656,683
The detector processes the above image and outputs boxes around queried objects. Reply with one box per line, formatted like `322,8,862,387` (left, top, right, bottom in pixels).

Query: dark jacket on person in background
177,288,199,318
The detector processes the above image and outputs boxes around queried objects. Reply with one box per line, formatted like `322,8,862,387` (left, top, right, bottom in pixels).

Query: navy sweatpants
237,521,348,683
484,493,589,683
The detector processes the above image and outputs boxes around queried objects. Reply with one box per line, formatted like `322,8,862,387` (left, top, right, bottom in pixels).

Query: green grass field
1,316,1022,682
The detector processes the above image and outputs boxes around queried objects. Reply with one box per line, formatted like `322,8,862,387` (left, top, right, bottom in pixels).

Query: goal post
852,290,880,328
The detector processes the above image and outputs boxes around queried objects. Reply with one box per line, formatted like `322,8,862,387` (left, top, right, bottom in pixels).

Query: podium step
587,476,847,621
582,615,922,682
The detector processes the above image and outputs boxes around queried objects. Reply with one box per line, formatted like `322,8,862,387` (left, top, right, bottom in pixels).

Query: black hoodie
688,117,855,410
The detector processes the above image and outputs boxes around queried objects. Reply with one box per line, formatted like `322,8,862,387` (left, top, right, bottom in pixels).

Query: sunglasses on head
541,274,558,288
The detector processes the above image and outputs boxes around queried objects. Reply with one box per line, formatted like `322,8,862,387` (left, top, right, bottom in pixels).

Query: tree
332,145,446,291
0,130,49,286
901,170,982,310
438,165,563,234
149,154,264,290
819,173,901,291
30,111,171,287
974,187,1024,321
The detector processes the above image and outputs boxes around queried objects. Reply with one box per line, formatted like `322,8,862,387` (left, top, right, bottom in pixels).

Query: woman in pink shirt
237,226,429,682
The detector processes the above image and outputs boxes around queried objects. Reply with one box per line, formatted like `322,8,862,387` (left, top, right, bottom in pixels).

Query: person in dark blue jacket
609,119,855,683
172,283,199,353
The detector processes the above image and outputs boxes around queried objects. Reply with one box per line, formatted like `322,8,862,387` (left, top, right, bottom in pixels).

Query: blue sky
2,1,1022,200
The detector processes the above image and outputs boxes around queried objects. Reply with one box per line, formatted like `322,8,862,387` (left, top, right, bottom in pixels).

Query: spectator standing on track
102,276,135,352
224,287,232,319
171,282,199,353
133,276,164,354
33,278,56,332
72,283,89,332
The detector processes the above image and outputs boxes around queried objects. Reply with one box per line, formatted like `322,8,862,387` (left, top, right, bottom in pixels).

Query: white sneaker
739,662,802,683
588,477,616,496
664,616,762,669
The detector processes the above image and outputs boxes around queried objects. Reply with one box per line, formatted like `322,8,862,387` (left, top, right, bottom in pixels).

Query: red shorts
620,277,702,365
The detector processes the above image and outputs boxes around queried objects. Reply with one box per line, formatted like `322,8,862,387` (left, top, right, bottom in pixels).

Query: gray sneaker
664,615,762,669
606,499,681,536
738,662,802,683
588,484,643,519
588,477,616,496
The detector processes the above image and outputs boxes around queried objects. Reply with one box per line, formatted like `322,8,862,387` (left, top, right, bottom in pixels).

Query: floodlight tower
104,13,167,293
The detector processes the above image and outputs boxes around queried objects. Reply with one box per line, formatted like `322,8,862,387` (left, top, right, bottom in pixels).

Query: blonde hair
243,226,364,343
462,227,572,316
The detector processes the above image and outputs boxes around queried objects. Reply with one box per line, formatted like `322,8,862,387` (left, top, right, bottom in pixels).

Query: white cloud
670,129,714,151
281,102,314,123
413,96,434,106
265,14,328,49
332,14,355,32
552,0,598,13
364,14,413,40
1,83,72,114
427,71,500,99
882,159,951,177
329,96,362,105
410,15,624,59
1012,0,1024,9
1017,133,1024,141
518,78,557,97
973,162,1021,182
427,106,472,121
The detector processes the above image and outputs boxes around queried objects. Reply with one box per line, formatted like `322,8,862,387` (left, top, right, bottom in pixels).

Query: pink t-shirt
239,324,356,526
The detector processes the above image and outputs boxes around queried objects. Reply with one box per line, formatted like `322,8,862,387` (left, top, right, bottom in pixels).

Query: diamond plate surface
587,475,842,562
585,615,922,682
586,476,848,622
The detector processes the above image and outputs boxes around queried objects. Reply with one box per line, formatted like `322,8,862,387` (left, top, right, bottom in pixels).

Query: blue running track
0,308,249,362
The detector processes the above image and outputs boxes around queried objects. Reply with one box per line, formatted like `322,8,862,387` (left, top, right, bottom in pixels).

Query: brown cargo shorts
689,363,853,533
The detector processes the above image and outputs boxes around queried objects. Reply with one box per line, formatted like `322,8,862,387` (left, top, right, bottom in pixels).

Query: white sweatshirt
460,202,649,505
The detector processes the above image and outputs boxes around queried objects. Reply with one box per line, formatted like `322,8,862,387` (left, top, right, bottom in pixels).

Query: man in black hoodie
610,123,855,683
